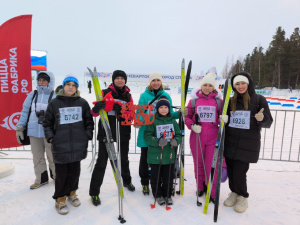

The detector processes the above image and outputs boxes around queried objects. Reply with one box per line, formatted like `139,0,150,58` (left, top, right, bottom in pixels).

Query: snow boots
156,196,166,206
165,197,173,205
142,185,150,195
68,190,81,207
91,195,101,206
30,181,48,189
223,192,238,207
55,196,68,215
234,196,248,213
124,183,135,192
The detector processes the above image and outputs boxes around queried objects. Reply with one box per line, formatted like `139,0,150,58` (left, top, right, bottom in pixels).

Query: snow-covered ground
1,84,300,225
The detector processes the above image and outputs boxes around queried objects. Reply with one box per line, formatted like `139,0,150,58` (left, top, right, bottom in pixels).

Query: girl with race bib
43,74,94,215
223,72,273,213
144,96,181,206
185,73,226,203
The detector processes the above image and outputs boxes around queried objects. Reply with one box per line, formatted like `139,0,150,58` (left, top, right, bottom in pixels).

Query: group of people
16,70,273,215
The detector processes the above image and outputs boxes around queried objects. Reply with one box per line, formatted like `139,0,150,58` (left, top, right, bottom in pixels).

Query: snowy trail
1,153,300,225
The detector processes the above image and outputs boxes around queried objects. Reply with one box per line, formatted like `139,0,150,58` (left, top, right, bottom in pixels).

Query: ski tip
166,206,172,211
150,204,155,209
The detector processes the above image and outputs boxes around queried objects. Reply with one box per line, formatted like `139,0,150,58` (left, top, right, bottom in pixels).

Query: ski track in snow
1,85,300,225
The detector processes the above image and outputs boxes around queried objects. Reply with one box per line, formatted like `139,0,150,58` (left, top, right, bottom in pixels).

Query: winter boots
156,196,166,206
165,197,173,205
91,196,101,206
30,181,48,190
224,192,238,207
224,192,248,213
68,191,81,207
142,185,150,195
55,196,69,215
124,183,136,192
234,196,248,213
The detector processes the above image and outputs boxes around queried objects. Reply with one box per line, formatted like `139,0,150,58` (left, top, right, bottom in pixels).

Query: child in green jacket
144,96,181,206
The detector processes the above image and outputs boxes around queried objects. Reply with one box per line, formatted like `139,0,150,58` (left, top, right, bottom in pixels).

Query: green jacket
144,113,182,165
137,88,179,147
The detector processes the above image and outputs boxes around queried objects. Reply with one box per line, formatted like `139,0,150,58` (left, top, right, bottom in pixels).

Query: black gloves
113,103,122,114
92,101,106,113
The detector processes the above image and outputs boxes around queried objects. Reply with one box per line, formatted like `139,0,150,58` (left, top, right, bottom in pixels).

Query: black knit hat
37,72,50,83
112,70,127,84
156,95,170,112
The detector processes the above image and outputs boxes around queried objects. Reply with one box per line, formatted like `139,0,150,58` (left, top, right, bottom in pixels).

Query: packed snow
1,82,300,225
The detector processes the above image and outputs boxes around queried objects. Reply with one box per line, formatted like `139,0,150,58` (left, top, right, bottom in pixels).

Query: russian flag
31,50,47,71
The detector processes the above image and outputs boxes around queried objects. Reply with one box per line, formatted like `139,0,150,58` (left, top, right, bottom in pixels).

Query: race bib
228,110,250,129
59,107,82,125
196,106,216,123
156,124,175,141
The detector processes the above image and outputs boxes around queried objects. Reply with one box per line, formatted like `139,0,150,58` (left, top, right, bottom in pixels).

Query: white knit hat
149,72,162,83
233,75,249,86
201,73,216,87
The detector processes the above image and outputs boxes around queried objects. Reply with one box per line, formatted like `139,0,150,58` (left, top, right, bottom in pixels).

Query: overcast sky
1,0,299,84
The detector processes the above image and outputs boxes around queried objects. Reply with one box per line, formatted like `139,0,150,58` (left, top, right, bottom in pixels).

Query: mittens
157,137,168,147
191,124,202,134
170,139,178,147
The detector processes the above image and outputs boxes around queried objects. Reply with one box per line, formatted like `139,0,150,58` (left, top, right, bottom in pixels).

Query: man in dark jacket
43,74,94,215
223,72,273,213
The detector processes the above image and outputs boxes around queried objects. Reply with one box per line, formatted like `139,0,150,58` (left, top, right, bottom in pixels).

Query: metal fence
1,109,300,163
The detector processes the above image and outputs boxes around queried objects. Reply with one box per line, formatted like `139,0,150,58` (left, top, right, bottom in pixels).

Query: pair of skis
203,77,232,222
88,67,126,224
175,58,192,196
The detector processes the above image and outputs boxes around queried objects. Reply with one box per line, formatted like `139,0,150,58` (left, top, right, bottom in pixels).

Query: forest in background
222,27,300,89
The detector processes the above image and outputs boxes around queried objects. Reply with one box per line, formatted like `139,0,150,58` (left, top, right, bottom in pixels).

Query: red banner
0,15,32,148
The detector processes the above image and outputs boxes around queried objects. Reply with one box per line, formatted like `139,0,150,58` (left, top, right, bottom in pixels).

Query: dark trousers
150,163,174,198
89,138,132,196
53,161,81,199
225,157,249,198
139,147,150,186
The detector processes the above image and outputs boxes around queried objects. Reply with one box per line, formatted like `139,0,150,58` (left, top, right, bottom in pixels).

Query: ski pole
166,129,175,211
195,114,203,207
116,111,125,223
151,131,167,209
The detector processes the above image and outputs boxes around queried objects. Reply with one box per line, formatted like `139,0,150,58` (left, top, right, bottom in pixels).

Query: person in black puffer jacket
223,72,273,213
43,74,94,215
89,70,135,207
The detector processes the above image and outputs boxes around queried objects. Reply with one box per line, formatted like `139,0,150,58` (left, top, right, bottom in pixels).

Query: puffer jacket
137,88,179,148
224,72,273,163
43,86,94,164
17,71,56,137
144,113,181,165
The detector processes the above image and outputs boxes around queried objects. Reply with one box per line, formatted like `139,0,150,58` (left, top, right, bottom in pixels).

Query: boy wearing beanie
144,96,181,206
43,74,94,215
